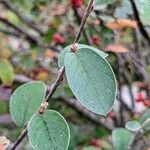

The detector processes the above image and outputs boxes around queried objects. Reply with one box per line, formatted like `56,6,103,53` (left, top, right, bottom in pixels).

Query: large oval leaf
58,44,108,68
112,128,133,150
64,48,116,115
0,59,15,86
28,110,70,150
10,81,46,127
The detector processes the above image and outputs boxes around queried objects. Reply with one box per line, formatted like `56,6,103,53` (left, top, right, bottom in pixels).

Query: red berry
53,33,65,44
135,92,145,102
108,111,116,118
91,35,101,45
71,0,83,8
90,139,101,147
143,100,150,107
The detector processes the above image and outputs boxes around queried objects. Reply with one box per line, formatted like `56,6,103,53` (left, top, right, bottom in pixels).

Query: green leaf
95,0,116,11
139,109,150,124
135,0,150,26
28,110,70,150
125,121,141,132
64,48,116,115
96,0,116,5
83,146,100,150
0,59,15,86
112,128,134,150
140,109,150,131
10,81,46,127
58,44,108,68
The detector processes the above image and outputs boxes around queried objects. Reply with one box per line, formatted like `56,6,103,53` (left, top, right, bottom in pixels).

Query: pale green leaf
135,0,150,26
64,48,116,115
112,128,134,150
58,44,108,68
10,81,46,127
0,59,15,86
28,110,70,150
140,109,150,131
140,109,150,124
125,121,141,132
83,146,100,150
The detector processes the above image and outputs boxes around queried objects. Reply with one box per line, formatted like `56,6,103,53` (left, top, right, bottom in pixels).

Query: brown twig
0,0,44,35
11,128,28,150
10,0,96,149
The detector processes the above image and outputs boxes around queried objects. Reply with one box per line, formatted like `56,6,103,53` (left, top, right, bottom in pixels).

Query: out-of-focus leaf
115,0,133,19
140,109,150,124
0,59,15,86
125,121,141,132
112,128,133,150
135,0,150,26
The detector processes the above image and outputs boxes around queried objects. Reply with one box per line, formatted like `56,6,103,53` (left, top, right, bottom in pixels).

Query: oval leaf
125,121,141,132
58,44,108,68
10,81,46,127
28,110,70,150
112,128,133,150
0,59,15,86
64,48,116,115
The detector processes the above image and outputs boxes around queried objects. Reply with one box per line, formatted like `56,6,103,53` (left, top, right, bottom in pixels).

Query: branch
130,0,150,45
10,0,96,149
60,97,113,132
14,74,113,132
0,16,39,45
0,0,44,35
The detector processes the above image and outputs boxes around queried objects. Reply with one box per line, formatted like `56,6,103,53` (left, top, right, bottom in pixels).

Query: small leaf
140,109,150,124
28,110,70,150
83,146,100,150
10,81,46,127
125,121,141,132
0,59,15,86
140,109,150,131
112,128,134,150
58,44,108,68
64,48,117,115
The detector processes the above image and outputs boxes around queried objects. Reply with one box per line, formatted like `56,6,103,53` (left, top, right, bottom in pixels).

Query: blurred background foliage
0,0,150,149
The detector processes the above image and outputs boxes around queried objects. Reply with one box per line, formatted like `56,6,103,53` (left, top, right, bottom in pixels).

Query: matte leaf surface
10,81,46,127
58,44,108,68
64,48,116,115
28,110,70,150
112,128,133,150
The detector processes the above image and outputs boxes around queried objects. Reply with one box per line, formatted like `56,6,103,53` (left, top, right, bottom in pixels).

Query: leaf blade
64,48,116,115
58,44,108,68
10,81,47,127
28,110,70,150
